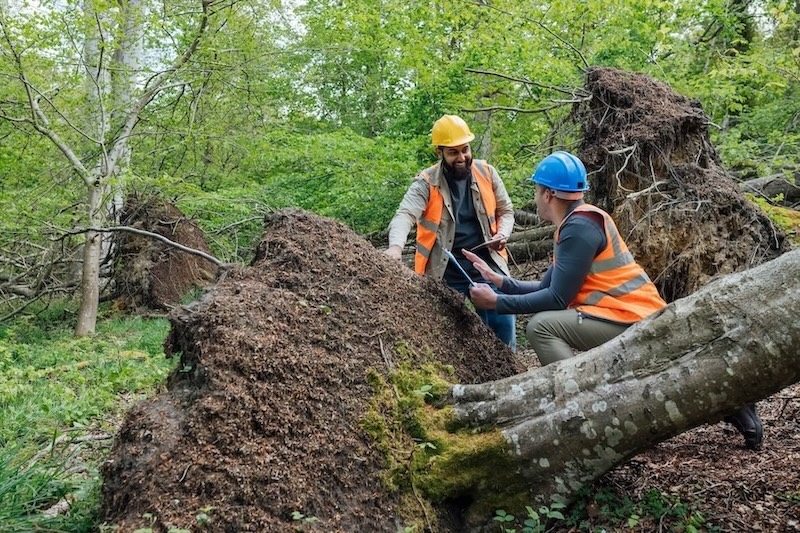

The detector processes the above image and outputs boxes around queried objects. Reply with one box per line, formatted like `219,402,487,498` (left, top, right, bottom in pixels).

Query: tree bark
445,248,800,506
75,185,103,335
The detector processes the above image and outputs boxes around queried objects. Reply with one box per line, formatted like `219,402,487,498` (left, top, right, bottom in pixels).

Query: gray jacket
387,159,514,280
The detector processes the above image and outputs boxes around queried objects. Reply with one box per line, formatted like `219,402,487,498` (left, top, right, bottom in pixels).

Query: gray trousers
526,309,629,366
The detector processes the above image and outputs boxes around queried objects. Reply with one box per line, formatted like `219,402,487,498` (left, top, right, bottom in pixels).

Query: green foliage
0,311,173,531
291,510,317,522
746,194,800,245
563,487,715,532
0,444,69,532
240,128,422,234
0,315,173,445
493,502,567,533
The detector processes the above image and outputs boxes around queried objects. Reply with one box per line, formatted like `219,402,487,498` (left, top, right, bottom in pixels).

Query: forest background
0,0,798,531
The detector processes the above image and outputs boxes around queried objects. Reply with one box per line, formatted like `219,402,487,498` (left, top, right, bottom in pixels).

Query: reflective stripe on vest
414,160,508,274
555,204,667,323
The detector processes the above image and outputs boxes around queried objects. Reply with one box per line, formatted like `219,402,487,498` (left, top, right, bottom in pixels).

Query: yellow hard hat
431,115,475,147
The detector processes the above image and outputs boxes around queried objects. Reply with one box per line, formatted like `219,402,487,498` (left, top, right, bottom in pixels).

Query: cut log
740,173,800,206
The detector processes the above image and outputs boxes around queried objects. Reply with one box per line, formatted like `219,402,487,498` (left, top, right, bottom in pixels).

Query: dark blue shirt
495,202,607,314
442,171,500,286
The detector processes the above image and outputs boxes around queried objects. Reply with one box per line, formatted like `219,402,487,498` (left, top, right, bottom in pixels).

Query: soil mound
100,209,522,532
576,67,787,301
114,195,218,310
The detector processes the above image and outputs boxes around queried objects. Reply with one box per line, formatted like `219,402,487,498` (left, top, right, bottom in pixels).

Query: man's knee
525,313,546,343
526,312,574,366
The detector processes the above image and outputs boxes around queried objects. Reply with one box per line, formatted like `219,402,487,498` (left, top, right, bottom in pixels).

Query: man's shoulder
564,209,605,236
416,162,442,181
472,159,500,181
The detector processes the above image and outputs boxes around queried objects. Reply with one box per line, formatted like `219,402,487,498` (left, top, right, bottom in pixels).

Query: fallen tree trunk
740,173,800,206
437,247,800,510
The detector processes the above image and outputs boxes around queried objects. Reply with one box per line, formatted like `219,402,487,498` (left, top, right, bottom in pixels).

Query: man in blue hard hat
463,150,763,450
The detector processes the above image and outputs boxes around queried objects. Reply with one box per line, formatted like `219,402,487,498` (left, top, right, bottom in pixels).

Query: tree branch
107,0,212,177
58,226,228,269
469,1,589,70
465,68,590,98
0,15,95,186
460,102,575,114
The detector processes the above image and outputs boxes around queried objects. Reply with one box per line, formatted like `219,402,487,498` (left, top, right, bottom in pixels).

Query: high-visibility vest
414,160,508,275
556,204,666,323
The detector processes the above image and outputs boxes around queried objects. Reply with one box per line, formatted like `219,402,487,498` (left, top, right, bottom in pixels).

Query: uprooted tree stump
113,195,218,310
100,209,522,532
575,67,787,301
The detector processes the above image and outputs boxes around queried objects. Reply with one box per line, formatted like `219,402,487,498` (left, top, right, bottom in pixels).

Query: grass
0,306,174,531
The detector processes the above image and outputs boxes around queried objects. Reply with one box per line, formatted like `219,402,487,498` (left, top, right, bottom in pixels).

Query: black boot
724,404,763,450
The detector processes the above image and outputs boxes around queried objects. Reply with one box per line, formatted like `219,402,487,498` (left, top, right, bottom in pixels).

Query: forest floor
604,382,800,532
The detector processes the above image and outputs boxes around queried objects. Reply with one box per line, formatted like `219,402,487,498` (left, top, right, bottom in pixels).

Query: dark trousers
448,280,516,352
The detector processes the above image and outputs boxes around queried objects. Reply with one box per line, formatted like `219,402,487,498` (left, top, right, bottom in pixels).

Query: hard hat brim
435,133,475,147
553,190,586,200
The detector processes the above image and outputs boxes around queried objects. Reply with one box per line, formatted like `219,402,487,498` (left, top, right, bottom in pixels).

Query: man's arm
385,178,429,258
495,217,603,314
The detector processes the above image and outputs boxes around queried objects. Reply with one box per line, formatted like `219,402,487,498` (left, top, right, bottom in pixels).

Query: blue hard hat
530,151,589,193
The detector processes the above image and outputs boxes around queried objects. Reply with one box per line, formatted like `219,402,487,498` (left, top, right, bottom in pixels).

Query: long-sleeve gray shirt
495,203,606,315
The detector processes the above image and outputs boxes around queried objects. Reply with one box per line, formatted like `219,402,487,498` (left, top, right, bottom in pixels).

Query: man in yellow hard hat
384,114,516,349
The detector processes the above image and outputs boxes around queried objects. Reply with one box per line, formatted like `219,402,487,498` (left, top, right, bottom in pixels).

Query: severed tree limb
58,226,229,269
440,248,800,507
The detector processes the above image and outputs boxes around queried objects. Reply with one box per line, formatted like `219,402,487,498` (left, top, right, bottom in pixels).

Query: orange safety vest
414,160,508,275
555,204,666,323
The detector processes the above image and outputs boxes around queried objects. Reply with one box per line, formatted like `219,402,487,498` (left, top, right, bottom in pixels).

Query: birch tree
0,0,214,335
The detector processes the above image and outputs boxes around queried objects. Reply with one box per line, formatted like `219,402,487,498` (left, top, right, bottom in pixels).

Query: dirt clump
113,195,218,310
576,67,787,301
100,208,521,532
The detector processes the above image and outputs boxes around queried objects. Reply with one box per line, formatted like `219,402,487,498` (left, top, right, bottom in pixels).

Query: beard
442,156,473,181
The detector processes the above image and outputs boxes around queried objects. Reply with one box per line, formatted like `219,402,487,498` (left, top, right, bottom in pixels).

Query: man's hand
462,249,504,287
488,233,507,252
469,283,498,310
384,245,403,260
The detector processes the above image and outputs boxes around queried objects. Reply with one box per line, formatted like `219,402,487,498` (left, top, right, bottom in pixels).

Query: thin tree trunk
75,186,103,335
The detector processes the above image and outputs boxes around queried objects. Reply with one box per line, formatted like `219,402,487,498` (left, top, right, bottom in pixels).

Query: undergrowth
0,306,173,531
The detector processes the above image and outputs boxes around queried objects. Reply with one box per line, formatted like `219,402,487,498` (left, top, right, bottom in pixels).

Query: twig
627,181,669,200
379,336,395,372
609,143,638,193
